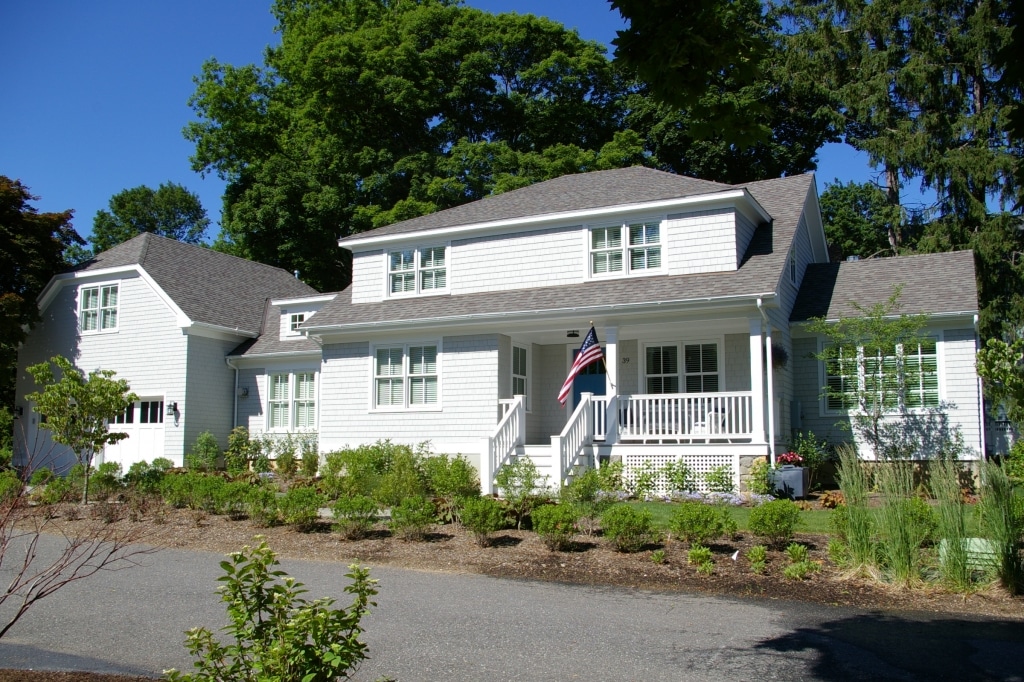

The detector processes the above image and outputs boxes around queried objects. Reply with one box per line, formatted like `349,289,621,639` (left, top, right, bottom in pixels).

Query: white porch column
764,320,776,465
604,326,619,445
749,317,767,444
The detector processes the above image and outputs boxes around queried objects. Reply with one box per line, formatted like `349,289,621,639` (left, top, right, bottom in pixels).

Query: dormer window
388,246,448,295
290,313,305,331
590,221,661,277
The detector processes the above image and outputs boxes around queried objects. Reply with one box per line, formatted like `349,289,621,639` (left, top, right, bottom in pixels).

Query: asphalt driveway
1,538,1022,680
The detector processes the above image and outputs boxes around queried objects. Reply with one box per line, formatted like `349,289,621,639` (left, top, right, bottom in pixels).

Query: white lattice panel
623,452,739,494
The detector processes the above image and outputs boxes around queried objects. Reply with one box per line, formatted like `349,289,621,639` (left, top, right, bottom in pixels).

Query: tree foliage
819,180,907,260
90,182,210,254
25,356,137,503
0,178,81,406
977,337,1024,428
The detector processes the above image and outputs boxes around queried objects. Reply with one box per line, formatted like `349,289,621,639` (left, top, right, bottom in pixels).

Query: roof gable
74,234,319,334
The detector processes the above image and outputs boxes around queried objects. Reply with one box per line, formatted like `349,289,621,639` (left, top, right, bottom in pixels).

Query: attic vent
846,255,860,262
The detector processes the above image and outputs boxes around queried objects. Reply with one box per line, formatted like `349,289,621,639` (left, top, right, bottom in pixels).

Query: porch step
516,444,559,489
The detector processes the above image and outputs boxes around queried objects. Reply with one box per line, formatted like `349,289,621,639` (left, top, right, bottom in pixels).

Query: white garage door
103,398,166,469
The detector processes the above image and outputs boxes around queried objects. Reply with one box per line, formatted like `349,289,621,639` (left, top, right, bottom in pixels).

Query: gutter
975,313,987,460
225,357,239,429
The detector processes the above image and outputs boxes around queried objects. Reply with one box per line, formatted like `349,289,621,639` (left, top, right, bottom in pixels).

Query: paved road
1,538,1023,680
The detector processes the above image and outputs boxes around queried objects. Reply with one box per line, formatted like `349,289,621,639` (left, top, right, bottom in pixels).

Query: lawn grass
628,500,832,534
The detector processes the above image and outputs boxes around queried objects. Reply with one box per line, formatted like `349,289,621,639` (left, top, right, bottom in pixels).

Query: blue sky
2,0,875,244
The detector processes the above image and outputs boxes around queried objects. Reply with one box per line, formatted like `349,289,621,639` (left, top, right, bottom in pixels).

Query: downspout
757,299,776,466
227,356,240,425
974,314,987,460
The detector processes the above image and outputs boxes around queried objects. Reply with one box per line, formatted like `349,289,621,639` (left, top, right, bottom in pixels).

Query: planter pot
771,465,809,499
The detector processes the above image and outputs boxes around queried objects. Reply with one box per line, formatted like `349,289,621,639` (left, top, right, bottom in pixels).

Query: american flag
557,326,603,406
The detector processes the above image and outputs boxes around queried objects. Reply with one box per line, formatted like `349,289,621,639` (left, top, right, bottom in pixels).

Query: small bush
374,449,427,508
278,486,323,531
696,560,715,576
275,444,297,479
662,459,697,493
91,461,123,500
186,431,221,472
29,467,54,486
532,503,580,551
151,457,174,471
224,426,256,474
597,460,625,492
785,543,809,563
216,481,253,519
650,549,666,564
747,545,768,564
827,539,850,567
461,496,507,547
332,495,379,540
245,486,279,528
631,460,660,500
748,499,801,547
600,504,659,553
495,457,547,530
164,540,376,682
687,544,713,566
562,468,615,532
747,458,773,495
702,465,734,493
668,501,728,546
123,460,165,495
0,469,22,504
300,436,320,478
783,561,820,580
190,474,227,512
160,472,193,509
389,496,435,541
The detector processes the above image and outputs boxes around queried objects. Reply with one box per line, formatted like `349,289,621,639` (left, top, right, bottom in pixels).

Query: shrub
662,459,697,493
123,460,165,495
495,457,547,530
165,540,376,682
597,459,625,493
791,430,833,491
332,495,379,540
186,431,221,472
702,465,734,493
631,460,659,500
151,457,174,471
389,496,435,541
216,481,253,519
275,443,297,478
747,458,773,495
300,435,320,478
687,544,713,566
460,496,507,547
0,469,22,504
668,501,728,546
319,441,398,500
746,545,768,564
188,474,227,513
650,549,666,564
91,462,123,500
160,472,193,509
422,454,479,522
374,449,427,508
783,561,820,580
561,468,615,532
785,543,809,563
278,486,323,531
600,504,658,553
245,485,279,528
224,426,257,475
29,467,54,486
748,499,801,547
532,503,580,551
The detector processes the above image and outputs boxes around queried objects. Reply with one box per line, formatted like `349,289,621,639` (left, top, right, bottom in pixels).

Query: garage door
103,398,166,469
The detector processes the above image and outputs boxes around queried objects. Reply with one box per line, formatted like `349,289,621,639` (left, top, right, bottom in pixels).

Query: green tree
186,0,628,291
0,177,81,406
977,337,1024,428
90,182,210,254
819,180,906,260
25,356,137,503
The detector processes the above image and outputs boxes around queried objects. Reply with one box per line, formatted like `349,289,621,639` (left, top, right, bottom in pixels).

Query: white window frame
266,371,318,431
642,343,681,394
512,343,530,411
820,337,941,415
586,219,665,280
640,339,723,394
290,313,305,332
79,281,120,333
370,341,442,411
386,245,449,297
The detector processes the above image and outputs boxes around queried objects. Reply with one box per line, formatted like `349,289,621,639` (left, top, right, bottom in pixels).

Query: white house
13,167,985,491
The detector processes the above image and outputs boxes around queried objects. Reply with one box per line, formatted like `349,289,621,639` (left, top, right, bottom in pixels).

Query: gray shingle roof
339,166,732,242
790,251,978,322
229,300,326,357
78,233,319,334
310,173,815,329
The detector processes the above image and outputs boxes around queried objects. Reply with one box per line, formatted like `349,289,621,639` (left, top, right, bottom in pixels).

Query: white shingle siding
184,336,238,451
350,249,384,304
318,335,499,454
735,211,758,266
238,367,266,434
780,215,815,316
665,208,739,275
15,274,189,468
724,334,751,391
451,225,582,295
941,328,982,457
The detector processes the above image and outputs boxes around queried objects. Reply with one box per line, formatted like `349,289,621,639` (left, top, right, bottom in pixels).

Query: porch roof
307,174,815,331
790,250,978,322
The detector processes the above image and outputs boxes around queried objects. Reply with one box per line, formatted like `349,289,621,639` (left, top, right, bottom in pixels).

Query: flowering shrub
777,452,803,466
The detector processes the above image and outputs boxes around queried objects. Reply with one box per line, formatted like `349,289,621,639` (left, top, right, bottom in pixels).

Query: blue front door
572,348,606,407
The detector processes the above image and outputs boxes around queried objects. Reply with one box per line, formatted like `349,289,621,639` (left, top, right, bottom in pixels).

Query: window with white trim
290,313,305,331
374,344,439,408
512,344,529,408
80,283,119,332
645,345,679,393
684,343,719,392
823,339,938,411
589,221,661,277
268,372,316,430
388,246,447,295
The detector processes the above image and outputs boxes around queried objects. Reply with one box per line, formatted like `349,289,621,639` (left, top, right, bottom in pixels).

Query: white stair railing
551,392,593,487
481,395,526,494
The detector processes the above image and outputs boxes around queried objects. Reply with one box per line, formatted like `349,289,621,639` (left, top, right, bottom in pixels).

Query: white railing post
480,437,494,495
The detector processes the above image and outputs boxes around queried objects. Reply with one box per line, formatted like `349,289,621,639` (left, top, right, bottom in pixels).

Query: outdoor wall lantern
566,330,579,338
166,402,178,417
237,387,249,398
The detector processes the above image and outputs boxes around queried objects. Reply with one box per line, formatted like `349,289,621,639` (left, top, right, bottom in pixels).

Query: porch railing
595,392,754,442
482,395,526,494
552,392,594,486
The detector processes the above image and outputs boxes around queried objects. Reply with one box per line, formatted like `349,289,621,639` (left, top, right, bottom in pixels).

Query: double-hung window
80,283,119,332
823,339,938,411
512,345,529,408
684,343,719,392
388,246,447,295
268,372,317,430
590,221,661,277
645,345,679,393
374,344,439,409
